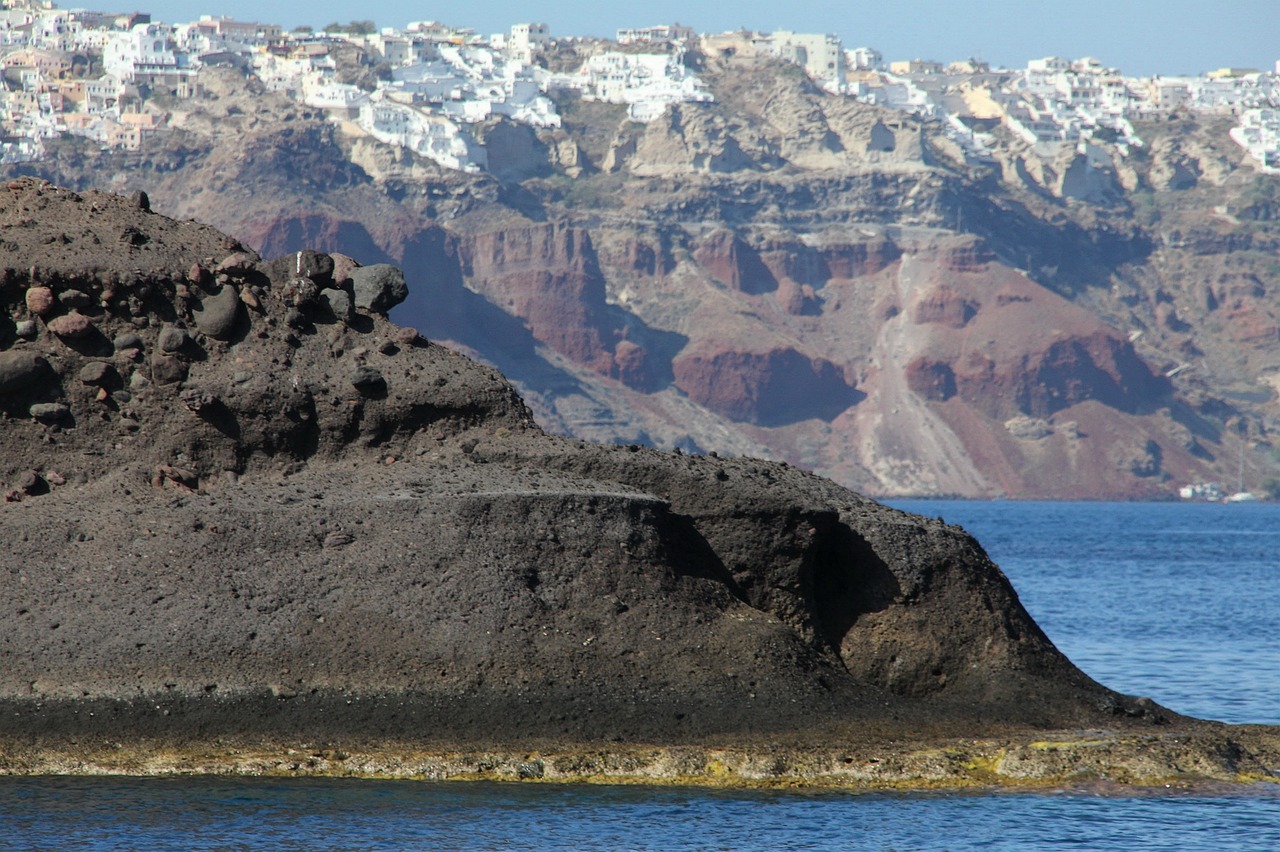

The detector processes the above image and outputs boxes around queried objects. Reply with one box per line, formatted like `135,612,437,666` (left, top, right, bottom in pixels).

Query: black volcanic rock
0,179,1171,750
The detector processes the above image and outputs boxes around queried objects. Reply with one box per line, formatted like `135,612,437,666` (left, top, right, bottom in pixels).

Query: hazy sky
138,0,1277,77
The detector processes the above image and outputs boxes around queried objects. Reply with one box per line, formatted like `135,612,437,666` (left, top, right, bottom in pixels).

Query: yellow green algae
3,728,1279,793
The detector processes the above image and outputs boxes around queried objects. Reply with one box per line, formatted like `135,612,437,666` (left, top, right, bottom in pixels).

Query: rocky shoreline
7,728,1280,793
2,178,1278,792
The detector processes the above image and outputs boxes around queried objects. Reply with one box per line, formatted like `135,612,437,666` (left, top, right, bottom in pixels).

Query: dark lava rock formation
1,179,1176,752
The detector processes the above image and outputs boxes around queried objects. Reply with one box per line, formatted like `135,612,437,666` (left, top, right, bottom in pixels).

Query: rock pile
0,178,527,497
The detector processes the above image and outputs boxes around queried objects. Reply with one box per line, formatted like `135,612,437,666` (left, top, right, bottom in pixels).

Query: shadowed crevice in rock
807,524,902,662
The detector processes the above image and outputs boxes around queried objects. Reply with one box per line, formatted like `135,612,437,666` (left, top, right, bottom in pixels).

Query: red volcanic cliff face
596,231,677,278
945,333,1168,420
911,287,979,328
231,211,1200,498
457,223,615,375
897,257,1172,423
673,346,861,426
693,229,779,294
1009,332,1168,418
760,236,903,285
455,223,669,391
240,213,389,267
693,231,903,296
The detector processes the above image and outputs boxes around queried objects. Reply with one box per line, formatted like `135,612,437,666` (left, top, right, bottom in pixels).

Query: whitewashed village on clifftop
2,0,1280,176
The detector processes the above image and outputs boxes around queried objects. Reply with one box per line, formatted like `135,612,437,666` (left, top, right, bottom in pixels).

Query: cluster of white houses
2,0,1279,174
875,54,1280,168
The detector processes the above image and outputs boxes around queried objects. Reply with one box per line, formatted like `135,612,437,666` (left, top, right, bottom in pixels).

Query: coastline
2,184,1276,808
5,726,1280,794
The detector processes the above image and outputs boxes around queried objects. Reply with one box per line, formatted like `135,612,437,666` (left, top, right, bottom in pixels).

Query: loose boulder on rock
268,250,334,287
78,361,115,386
330,253,359,287
395,326,423,346
24,287,55,317
319,288,353,322
216,253,257,276
113,332,144,354
192,286,243,340
29,402,70,422
0,351,50,394
157,326,188,353
188,262,212,289
151,354,188,385
59,289,92,309
13,469,41,494
283,277,320,308
351,264,408,313
47,312,93,339
350,365,386,392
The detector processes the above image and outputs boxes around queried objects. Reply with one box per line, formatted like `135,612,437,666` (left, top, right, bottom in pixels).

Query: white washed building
506,22,547,64
357,94,486,172
103,23,186,81
581,51,712,121
768,30,846,93
1231,108,1280,171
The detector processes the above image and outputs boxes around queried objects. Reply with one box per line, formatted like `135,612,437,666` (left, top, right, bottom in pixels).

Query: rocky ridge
2,179,1279,788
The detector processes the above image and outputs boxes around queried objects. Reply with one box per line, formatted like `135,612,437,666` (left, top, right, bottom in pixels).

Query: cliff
7,59,1280,499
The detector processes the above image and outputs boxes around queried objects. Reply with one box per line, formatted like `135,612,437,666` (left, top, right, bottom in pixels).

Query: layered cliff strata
7,58,1280,499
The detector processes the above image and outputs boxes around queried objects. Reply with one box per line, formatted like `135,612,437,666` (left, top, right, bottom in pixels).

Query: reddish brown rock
693,229,777,294
47,311,93,339
597,233,675,278
24,286,55,317
151,354,188,385
612,339,651,389
330,252,360,287
216,252,256,275
912,287,979,328
458,223,620,376
777,279,821,315
188,262,212,288
673,346,860,426
905,358,958,401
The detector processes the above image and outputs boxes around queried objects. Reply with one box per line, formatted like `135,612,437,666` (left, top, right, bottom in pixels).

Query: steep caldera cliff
12,54,1280,499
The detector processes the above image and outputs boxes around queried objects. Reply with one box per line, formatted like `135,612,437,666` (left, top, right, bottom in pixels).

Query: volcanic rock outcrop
0,178,1188,755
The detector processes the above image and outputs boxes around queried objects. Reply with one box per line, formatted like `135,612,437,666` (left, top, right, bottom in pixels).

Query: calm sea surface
3,501,1278,850
892,500,1280,727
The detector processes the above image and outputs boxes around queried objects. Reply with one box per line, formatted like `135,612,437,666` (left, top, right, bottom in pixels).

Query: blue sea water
2,501,1278,850
891,500,1280,726
2,775,1279,851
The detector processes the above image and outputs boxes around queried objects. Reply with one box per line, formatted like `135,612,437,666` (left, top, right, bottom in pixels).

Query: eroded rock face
0,180,1165,748
673,346,860,425
455,222,671,392
460,224,614,367
14,56,1275,500
694,229,778,294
